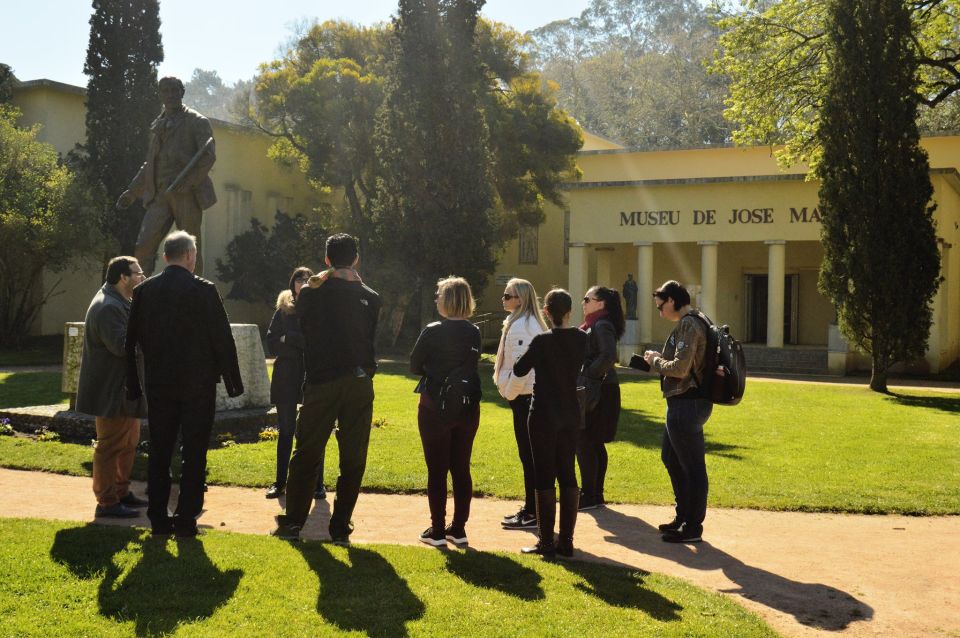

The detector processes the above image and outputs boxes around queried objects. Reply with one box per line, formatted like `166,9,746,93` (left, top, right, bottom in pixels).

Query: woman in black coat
265,266,325,500
410,276,482,547
513,288,587,558
576,285,625,510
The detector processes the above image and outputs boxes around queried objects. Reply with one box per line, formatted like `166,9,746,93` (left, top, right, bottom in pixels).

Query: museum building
12,78,960,375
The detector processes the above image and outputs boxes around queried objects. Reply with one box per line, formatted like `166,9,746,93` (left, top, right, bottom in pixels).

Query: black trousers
509,394,535,511
418,394,480,530
145,383,216,532
528,418,579,491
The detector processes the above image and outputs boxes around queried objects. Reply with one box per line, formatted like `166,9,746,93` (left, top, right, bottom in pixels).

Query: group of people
77,227,714,551
77,231,242,537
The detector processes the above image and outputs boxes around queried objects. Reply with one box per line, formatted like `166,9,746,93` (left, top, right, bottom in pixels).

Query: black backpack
690,312,747,406
437,365,481,424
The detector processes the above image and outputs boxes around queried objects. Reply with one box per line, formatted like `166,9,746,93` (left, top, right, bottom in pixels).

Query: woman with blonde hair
265,266,325,500
410,276,482,546
494,278,548,530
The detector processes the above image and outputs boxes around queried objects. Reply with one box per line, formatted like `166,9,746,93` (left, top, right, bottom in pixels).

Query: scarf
580,308,609,331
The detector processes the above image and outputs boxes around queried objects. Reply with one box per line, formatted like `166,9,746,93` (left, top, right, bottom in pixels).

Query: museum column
635,241,654,343
765,240,786,348
699,240,718,320
926,238,952,372
569,243,589,325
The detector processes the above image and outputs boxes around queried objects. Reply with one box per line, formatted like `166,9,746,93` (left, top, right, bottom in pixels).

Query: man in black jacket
274,233,381,543
126,231,243,537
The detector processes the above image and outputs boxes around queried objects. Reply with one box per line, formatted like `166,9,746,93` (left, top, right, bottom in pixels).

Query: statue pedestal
618,319,640,366
217,325,270,410
62,322,271,410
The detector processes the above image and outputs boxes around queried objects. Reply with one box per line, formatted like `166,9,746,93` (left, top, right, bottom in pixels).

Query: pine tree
816,0,941,392
373,0,503,327
81,0,163,256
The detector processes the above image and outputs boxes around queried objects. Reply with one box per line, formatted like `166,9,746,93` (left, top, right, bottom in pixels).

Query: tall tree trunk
869,354,889,393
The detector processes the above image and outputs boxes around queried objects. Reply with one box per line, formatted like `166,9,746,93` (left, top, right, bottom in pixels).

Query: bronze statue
623,273,638,319
117,76,216,275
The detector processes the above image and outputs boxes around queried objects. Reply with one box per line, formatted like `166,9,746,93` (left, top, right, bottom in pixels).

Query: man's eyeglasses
502,293,518,300
656,301,666,312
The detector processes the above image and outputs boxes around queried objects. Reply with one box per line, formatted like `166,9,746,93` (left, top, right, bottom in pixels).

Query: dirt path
2,468,957,638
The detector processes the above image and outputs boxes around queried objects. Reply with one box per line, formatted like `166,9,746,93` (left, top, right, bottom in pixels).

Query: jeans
662,396,713,530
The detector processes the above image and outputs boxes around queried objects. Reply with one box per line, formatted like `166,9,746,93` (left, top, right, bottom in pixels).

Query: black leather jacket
410,319,481,401
583,319,619,385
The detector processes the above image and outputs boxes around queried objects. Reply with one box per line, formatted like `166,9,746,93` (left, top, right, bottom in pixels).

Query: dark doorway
745,275,797,344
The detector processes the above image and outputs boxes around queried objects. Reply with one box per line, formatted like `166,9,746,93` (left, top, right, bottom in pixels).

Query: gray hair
163,231,197,260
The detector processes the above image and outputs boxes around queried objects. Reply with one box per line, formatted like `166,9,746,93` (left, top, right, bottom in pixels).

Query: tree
0,63,14,103
247,15,581,342
215,210,329,305
183,68,254,123
528,0,730,149
373,0,502,327
816,0,941,392
0,107,102,346
712,0,960,169
80,0,163,258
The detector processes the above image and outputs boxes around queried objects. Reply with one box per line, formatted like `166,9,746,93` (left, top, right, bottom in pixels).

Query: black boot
557,487,579,558
521,488,556,558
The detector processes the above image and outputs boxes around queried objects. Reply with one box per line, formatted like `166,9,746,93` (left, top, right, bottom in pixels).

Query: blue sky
1,0,591,87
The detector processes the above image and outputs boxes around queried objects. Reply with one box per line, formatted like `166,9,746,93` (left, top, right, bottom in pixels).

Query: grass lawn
0,518,777,638
0,371,67,408
1,363,958,514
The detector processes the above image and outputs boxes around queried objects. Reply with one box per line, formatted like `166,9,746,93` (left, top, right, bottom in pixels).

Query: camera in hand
628,353,651,372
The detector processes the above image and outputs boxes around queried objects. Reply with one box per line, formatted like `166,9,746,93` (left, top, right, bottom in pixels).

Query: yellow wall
12,80,960,371
12,81,87,155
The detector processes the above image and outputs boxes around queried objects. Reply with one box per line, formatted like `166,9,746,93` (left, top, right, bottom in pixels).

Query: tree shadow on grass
556,550,682,621
616,409,745,460
591,508,873,631
887,392,960,415
296,541,425,638
444,547,544,601
51,525,242,637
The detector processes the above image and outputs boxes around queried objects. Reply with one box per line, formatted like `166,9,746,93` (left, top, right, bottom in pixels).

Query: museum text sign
619,207,824,227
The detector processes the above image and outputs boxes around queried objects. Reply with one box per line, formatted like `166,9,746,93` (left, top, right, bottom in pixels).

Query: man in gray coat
76,256,148,518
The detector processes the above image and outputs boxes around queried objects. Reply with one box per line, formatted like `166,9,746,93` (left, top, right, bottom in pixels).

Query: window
224,185,253,239
519,224,539,264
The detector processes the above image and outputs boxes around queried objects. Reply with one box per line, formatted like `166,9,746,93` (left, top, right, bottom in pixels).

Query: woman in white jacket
494,278,548,530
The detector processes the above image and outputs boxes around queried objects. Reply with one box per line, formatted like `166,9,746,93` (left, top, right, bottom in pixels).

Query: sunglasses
502,293,518,300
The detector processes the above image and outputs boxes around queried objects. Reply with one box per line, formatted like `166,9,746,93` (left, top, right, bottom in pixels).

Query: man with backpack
643,280,713,544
